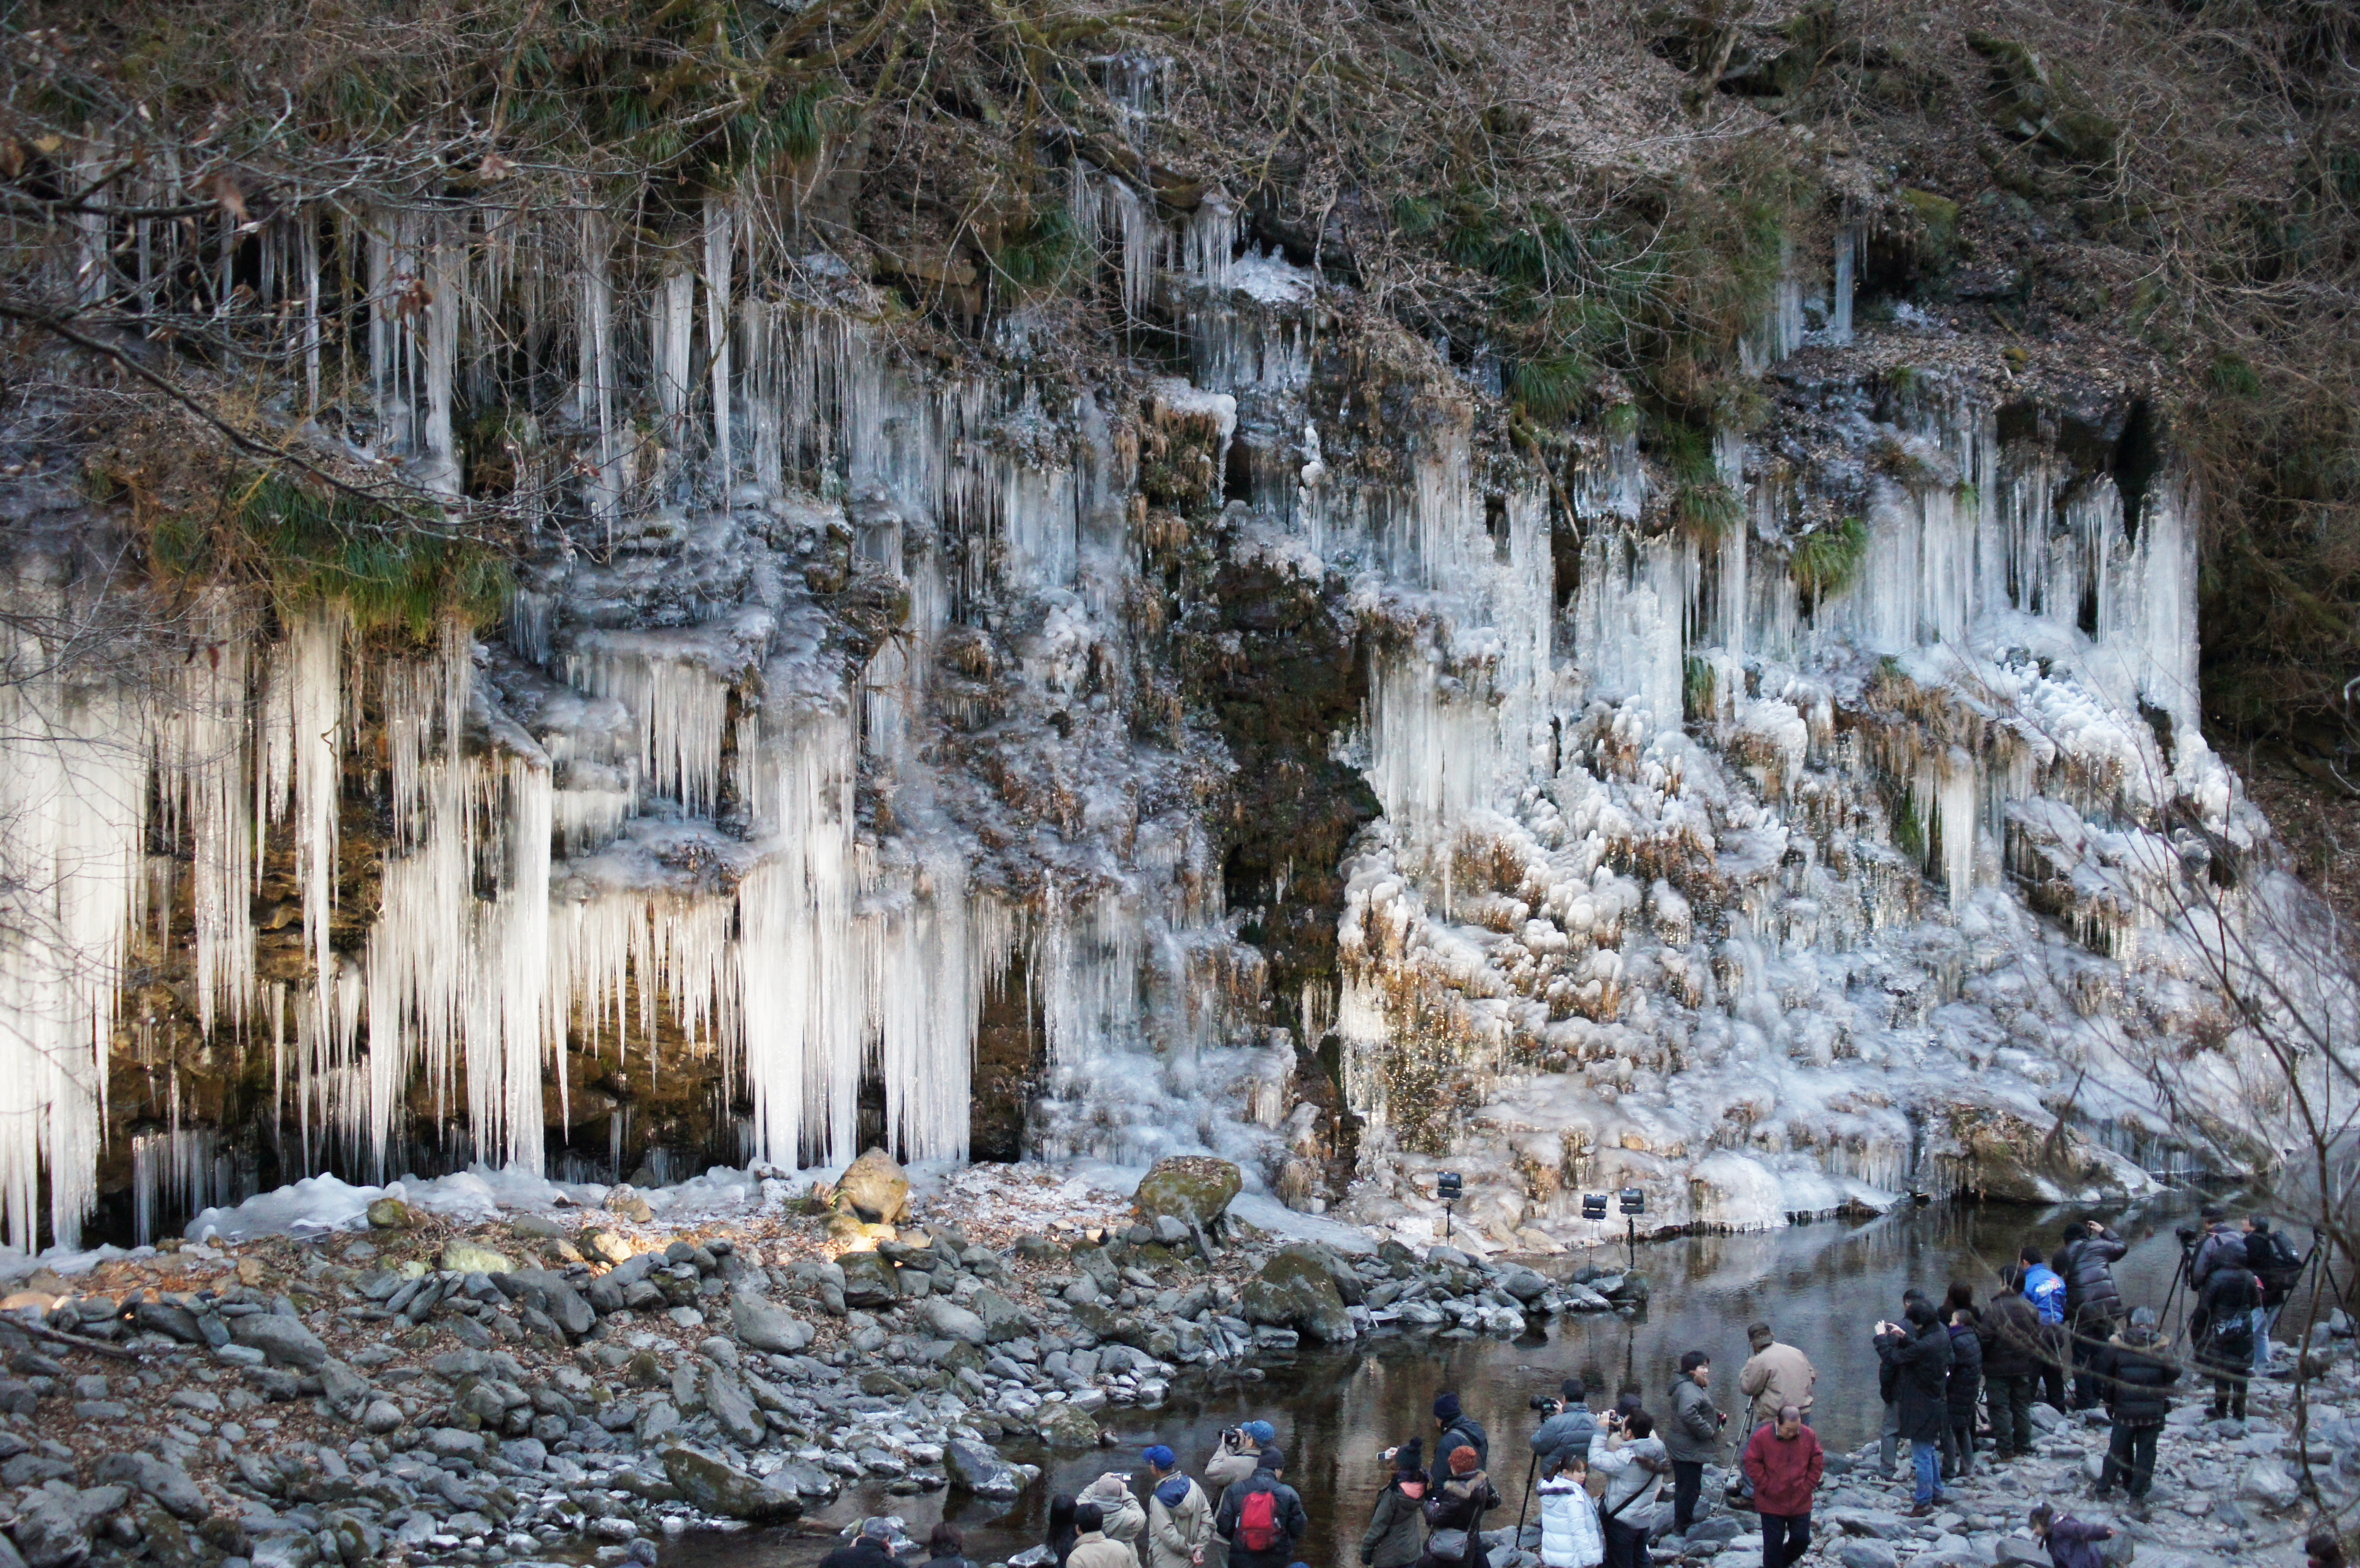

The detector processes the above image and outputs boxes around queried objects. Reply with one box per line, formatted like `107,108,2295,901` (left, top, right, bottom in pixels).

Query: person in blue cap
1145,1445,1212,1568
1205,1421,1272,1568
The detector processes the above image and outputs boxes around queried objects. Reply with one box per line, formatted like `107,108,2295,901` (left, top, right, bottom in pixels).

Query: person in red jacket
1740,1405,1823,1568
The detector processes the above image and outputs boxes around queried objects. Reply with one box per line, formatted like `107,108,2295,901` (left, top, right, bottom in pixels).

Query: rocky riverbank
0,1155,2345,1568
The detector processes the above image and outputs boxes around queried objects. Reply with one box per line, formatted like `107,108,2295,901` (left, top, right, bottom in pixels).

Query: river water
669,1196,2304,1568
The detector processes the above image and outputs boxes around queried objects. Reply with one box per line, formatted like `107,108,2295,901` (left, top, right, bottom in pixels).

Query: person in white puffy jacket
1536,1455,1603,1568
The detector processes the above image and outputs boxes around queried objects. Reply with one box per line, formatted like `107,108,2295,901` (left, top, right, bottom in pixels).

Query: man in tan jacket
1143,1446,1212,1568
1738,1320,1817,1429
1070,1502,1141,1568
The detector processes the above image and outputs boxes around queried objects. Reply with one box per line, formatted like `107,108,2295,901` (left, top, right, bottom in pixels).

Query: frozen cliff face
0,172,2336,1250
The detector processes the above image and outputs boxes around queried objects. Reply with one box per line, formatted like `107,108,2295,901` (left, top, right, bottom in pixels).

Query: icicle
705,199,736,486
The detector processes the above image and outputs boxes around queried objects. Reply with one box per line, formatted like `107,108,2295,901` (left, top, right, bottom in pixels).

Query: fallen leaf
0,141,22,179
211,172,247,224
480,151,514,180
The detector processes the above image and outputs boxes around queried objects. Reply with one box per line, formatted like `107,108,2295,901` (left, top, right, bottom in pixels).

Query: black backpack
2260,1231,2305,1289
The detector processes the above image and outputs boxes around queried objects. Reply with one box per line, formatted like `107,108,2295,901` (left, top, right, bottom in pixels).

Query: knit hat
1447,1446,1479,1475
1242,1420,1276,1445
1257,1446,1287,1473
1143,1446,1177,1470
1433,1391,1463,1423
1392,1438,1425,1475
861,1519,895,1541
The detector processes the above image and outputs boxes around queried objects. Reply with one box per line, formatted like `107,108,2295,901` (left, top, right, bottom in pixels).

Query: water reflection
670,1198,2257,1568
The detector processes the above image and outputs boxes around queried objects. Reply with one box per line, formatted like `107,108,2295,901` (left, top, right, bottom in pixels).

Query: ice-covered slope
0,170,2333,1252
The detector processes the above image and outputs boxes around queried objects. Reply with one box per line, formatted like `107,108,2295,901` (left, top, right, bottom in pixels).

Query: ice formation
0,154,2340,1252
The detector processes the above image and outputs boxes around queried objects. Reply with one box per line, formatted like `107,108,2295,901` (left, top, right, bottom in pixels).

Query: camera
1529,1394,1562,1414
1221,1426,1243,1448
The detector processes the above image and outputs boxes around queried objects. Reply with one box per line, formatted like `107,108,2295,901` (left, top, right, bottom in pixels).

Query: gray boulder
704,1372,768,1447
922,1297,987,1345
840,1250,901,1307
91,1453,204,1520
732,1294,815,1354
1132,1156,1242,1227
945,1439,1023,1496
1837,1544,1899,1568
230,1313,328,1370
1036,1400,1103,1449
660,1444,804,1521
973,1289,1029,1343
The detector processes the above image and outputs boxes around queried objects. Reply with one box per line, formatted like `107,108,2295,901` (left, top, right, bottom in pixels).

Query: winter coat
1664,1377,1722,1463
2053,1227,2127,1325
1435,1418,1490,1478
1214,1474,1309,1560
1586,1431,1666,1518
1529,1407,1597,1467
1069,1530,1140,1568
2095,1336,2179,1428
1204,1442,1261,1498
1945,1320,1984,1420
2022,1262,2066,1325
1420,1470,1501,1568
1877,1320,1953,1442
2190,1225,2245,1290
1739,1421,1823,1517
2194,1267,2261,1370
1083,1479,1149,1547
1359,1481,1426,1568
1738,1340,1817,1426
2040,1517,2113,1568
1148,1476,1213,1568
1535,1475,1603,1568
1981,1291,2045,1379
820,1542,900,1568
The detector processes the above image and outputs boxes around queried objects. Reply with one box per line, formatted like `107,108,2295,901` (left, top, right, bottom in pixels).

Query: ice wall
1,156,2331,1250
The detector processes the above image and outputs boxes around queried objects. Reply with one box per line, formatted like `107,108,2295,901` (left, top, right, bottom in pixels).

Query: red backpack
1238,1489,1279,1552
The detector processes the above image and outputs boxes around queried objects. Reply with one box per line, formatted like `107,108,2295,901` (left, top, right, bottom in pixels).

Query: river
667,1196,2316,1568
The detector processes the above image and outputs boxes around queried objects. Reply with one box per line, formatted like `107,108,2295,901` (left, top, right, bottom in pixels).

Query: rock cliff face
0,50,2342,1252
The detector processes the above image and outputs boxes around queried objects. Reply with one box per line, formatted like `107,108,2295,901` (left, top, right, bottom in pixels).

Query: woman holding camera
1360,1440,1428,1568
1586,1410,1667,1568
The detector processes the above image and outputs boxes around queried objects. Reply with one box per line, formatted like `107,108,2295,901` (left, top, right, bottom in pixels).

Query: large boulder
1133,1156,1241,1229
230,1314,328,1370
972,1288,1030,1343
945,1440,1024,1497
660,1444,804,1521
1242,1246,1356,1345
731,1294,815,1354
836,1148,910,1224
1036,1400,1103,1449
921,1296,987,1346
92,1453,204,1520
2237,1458,2300,1510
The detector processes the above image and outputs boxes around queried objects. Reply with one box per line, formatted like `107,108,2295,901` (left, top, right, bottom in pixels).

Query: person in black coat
1942,1302,1983,1481
2051,1219,2127,1409
1980,1268,2045,1460
1875,1300,1953,1514
2094,1308,2179,1506
2192,1245,2261,1421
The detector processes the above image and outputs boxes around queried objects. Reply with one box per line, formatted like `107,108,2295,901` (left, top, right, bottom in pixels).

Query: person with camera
2190,1235,2261,1421
1528,1379,1596,1472
2244,1215,2304,1370
1740,1405,1821,1568
1214,1446,1309,1568
1586,1409,1666,1568
1205,1422,1272,1568
1942,1291,1983,1482
1876,1300,1954,1516
1981,1265,2046,1461
1145,1447,1212,1568
1082,1471,1149,1552
2051,1218,2126,1410
1663,1352,1724,1534
1360,1440,1427,1568
1876,1289,1930,1479
1737,1322,1815,1431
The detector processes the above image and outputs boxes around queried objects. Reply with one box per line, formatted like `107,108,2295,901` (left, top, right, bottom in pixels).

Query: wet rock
945,1440,1023,1496
838,1148,911,1224
230,1314,328,1370
2237,1457,2299,1509
365,1198,412,1229
1243,1245,1356,1344
1036,1399,1104,1448
660,1444,803,1521
1496,1266,1550,1303
732,1294,814,1354
1133,1156,1241,1228
92,1452,204,1519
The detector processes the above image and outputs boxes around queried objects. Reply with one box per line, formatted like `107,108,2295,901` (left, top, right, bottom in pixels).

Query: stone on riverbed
731,1293,815,1354
1036,1400,1103,1448
229,1313,328,1369
837,1148,911,1224
660,1444,803,1521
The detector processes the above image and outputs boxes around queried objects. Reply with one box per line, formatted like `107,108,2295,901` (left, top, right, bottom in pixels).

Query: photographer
2188,1207,2238,1291
2245,1216,2304,1369
1431,1393,1489,1481
2052,1219,2126,1410
1875,1301,1953,1516
1586,1410,1667,1568
1360,1441,1427,1568
1528,1380,1596,1471
1663,1352,1725,1534
1205,1422,1271,1568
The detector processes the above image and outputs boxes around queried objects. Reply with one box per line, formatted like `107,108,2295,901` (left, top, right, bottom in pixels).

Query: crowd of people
991,1208,2323,1568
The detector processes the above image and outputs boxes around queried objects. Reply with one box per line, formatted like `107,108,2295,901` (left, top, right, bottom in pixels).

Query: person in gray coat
1359,1441,1428,1568
1663,1352,1725,1534
1529,1380,1597,1470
